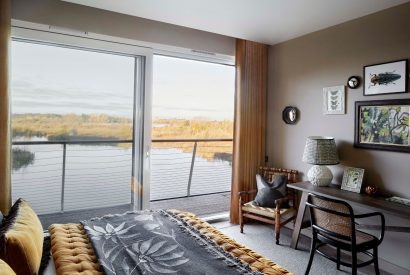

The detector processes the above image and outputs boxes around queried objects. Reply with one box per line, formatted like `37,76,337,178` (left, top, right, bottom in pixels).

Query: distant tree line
12,113,234,165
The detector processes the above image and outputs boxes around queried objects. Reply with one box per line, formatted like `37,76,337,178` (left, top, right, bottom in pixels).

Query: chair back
259,167,298,183
306,193,355,242
258,167,298,207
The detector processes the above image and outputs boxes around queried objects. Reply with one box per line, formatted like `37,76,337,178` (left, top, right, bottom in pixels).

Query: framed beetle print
363,59,407,96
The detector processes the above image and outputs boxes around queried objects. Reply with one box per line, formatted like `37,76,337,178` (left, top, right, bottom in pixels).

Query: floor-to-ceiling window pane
11,40,137,225
151,55,235,216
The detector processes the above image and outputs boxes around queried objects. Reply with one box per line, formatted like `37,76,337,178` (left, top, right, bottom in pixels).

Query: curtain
230,39,268,224
0,0,12,213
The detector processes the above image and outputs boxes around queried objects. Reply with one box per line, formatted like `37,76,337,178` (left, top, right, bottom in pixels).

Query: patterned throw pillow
0,199,44,275
254,174,288,208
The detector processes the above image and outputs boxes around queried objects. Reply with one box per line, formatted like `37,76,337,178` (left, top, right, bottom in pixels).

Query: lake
12,143,232,214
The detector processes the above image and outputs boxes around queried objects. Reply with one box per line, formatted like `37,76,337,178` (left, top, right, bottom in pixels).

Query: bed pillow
0,199,44,275
253,174,288,208
0,259,16,275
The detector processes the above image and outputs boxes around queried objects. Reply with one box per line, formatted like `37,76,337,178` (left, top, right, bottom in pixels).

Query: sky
11,40,235,121
153,55,235,121
12,41,135,118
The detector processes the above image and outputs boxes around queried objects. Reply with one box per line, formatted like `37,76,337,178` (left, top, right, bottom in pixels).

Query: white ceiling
63,0,409,45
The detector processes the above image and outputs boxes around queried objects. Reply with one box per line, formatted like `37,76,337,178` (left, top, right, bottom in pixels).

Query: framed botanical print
323,85,345,115
354,99,410,153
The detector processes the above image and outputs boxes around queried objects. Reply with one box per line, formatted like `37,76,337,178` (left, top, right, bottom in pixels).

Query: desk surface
288,181,410,220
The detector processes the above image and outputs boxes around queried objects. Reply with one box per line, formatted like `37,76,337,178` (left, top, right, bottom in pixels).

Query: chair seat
319,229,378,250
241,201,295,219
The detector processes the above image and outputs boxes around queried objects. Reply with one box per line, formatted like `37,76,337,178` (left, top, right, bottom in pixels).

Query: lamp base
307,165,333,186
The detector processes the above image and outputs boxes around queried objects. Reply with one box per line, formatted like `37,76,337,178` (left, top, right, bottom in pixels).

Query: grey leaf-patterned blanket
81,210,262,275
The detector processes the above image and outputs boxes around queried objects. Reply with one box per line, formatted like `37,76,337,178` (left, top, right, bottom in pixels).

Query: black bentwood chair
304,193,385,275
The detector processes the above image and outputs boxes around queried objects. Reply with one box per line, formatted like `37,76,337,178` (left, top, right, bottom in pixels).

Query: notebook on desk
386,196,410,206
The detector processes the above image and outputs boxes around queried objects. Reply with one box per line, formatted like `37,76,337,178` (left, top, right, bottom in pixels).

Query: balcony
12,138,232,228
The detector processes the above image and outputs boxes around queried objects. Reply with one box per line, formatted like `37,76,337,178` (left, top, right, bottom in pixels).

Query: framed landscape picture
354,99,410,153
363,59,407,96
341,167,365,193
323,85,345,115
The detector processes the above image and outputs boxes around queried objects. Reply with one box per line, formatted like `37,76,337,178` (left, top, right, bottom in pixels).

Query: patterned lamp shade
302,136,339,165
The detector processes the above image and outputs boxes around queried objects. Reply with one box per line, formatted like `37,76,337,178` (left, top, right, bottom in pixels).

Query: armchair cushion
254,174,288,207
242,202,295,219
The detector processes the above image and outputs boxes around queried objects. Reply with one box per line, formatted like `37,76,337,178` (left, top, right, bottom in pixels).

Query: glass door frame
11,26,153,210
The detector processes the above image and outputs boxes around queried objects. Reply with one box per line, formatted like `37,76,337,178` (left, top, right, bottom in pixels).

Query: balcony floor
39,192,230,229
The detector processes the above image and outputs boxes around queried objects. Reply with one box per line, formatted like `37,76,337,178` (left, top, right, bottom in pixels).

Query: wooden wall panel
0,0,11,213
230,40,268,224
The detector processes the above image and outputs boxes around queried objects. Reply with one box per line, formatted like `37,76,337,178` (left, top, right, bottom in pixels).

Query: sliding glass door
11,38,149,221
150,55,235,216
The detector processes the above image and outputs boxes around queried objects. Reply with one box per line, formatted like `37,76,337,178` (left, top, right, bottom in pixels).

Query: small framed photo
341,167,365,193
323,85,345,115
363,59,407,96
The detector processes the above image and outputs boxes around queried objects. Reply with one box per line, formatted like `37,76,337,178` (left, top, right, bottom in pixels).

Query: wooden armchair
239,167,299,245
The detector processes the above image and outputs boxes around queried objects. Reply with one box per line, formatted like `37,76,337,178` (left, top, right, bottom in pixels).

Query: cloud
152,105,224,112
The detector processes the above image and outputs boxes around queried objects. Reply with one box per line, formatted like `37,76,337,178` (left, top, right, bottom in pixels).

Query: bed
0,199,292,275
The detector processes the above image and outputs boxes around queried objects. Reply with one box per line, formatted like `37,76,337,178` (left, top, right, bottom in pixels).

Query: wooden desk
288,181,410,249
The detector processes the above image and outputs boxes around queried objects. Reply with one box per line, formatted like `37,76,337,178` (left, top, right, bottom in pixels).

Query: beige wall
11,0,235,56
267,3,410,196
267,3,410,271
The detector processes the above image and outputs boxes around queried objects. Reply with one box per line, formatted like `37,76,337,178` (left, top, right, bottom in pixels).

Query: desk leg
290,191,308,249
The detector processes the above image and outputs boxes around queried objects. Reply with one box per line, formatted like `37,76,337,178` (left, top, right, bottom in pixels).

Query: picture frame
363,59,408,96
323,85,345,115
347,76,360,89
354,99,410,153
341,167,365,193
282,106,298,124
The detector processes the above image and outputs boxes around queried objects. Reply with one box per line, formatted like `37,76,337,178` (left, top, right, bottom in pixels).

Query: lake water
12,144,232,214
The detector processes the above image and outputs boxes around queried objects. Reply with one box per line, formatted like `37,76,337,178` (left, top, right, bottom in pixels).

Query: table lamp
302,136,339,186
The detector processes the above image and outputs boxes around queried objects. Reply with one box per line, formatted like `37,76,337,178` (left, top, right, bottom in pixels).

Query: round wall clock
347,76,360,89
282,106,298,124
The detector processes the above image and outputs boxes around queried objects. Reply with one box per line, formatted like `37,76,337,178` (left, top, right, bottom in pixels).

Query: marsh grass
12,113,233,162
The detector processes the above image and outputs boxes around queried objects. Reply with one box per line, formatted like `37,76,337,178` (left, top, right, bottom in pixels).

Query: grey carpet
214,221,390,275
